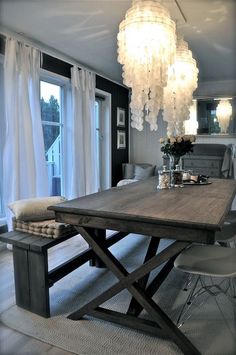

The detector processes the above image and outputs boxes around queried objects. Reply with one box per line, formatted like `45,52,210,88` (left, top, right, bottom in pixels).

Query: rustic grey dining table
49,177,236,355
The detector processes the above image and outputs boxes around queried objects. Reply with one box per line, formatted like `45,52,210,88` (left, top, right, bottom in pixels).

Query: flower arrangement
159,135,196,157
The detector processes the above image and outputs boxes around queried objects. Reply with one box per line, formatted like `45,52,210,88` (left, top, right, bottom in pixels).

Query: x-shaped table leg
127,236,160,315
68,226,200,355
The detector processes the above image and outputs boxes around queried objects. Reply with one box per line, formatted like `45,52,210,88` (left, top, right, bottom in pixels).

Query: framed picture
117,107,126,127
117,130,126,149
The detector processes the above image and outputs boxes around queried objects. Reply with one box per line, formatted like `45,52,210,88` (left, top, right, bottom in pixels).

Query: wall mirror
195,97,236,136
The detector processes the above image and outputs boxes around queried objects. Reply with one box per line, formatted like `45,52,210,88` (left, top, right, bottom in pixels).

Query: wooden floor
0,236,87,355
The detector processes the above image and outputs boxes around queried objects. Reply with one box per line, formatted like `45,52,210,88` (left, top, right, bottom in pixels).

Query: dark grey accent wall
96,75,129,186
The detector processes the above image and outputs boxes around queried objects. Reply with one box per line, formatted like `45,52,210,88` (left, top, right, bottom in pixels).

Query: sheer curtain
66,66,98,198
3,38,49,228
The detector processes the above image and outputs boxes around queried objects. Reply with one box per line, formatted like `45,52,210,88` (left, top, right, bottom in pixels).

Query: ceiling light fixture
216,99,232,133
163,36,199,136
117,0,176,131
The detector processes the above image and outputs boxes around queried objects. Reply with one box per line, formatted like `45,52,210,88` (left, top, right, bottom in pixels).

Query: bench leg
13,246,50,318
13,246,31,310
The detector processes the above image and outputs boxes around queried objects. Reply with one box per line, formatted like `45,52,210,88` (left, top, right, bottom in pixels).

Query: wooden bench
0,229,127,318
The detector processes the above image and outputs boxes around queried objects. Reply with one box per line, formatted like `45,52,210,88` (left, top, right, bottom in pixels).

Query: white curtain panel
3,38,49,228
69,66,98,198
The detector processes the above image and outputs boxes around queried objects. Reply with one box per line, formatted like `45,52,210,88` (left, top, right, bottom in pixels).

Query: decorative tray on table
183,175,212,185
183,181,212,186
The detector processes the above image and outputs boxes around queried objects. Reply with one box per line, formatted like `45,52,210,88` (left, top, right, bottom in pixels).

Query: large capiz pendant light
163,36,199,136
216,99,232,133
117,0,176,131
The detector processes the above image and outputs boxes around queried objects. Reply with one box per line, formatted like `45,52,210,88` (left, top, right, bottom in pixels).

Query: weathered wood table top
50,177,236,243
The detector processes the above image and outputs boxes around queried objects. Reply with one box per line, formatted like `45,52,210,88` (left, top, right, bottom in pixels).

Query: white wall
130,113,167,168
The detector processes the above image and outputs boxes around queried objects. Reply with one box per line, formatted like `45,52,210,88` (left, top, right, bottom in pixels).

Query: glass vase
168,155,181,169
178,156,183,171
168,155,175,188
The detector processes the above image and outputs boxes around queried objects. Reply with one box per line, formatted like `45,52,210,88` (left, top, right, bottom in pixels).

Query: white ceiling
0,0,235,84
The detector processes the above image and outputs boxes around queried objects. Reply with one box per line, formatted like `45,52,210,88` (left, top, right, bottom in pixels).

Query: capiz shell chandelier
216,99,232,133
117,0,176,131
163,36,199,136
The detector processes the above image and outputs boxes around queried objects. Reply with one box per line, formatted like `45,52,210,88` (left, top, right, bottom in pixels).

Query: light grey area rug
1,235,236,355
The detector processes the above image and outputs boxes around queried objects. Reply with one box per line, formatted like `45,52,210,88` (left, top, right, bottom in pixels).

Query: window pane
40,80,62,196
42,124,60,152
43,124,61,196
40,81,61,123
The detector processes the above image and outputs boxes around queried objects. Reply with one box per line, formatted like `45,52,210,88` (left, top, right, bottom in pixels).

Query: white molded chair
174,244,236,326
182,211,236,291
